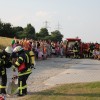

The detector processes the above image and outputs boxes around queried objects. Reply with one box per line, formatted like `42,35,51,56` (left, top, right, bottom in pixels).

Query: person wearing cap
12,46,32,96
0,46,13,95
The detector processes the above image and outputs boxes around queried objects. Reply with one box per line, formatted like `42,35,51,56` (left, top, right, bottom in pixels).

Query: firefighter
89,43,95,58
13,46,32,96
73,41,80,58
0,46,13,94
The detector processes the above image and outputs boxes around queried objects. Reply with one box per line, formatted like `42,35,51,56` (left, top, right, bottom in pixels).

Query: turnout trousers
0,69,7,94
18,73,30,96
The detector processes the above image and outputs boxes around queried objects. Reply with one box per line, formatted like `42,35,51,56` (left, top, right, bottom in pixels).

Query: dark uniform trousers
18,73,30,95
0,68,7,94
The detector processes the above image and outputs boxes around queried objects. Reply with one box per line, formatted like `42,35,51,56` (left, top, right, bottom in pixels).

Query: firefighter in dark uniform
73,41,80,58
0,46,13,94
13,46,32,96
89,43,95,58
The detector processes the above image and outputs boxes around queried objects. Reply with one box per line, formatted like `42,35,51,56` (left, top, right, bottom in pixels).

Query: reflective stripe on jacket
0,85,6,88
18,68,32,76
15,52,32,76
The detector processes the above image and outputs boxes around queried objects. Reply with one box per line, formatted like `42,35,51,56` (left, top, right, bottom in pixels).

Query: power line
56,22,62,31
44,21,50,29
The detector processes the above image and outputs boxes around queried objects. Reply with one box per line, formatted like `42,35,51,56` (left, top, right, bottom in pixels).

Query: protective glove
30,64,36,69
12,65,16,72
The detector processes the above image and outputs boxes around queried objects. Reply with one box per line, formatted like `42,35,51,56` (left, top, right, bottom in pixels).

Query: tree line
0,20,63,42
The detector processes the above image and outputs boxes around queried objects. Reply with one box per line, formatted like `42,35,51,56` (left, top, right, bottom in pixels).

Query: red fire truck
65,38,83,58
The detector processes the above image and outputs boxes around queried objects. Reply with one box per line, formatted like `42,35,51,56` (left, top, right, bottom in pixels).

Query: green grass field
0,36,12,49
22,82,100,100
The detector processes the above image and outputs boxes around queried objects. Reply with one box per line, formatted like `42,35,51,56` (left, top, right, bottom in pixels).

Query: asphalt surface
44,59,100,86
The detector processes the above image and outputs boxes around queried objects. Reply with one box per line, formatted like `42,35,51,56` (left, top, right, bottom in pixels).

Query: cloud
35,11,48,18
1,15,30,27
35,10,57,20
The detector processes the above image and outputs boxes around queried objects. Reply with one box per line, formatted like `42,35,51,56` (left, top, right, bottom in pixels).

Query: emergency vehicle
65,38,83,58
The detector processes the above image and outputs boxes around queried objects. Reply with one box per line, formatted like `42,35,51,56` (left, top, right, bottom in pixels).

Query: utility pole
44,21,50,29
57,22,61,31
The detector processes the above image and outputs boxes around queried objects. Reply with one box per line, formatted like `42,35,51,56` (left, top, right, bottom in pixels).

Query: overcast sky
0,0,100,42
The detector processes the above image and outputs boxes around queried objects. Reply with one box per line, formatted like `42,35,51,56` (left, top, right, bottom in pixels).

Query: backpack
25,50,35,69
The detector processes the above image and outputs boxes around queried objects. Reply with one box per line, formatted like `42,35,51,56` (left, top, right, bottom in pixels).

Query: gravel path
5,57,81,100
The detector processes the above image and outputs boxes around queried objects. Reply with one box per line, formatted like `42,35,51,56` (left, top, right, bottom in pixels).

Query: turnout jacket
14,51,32,76
0,51,12,75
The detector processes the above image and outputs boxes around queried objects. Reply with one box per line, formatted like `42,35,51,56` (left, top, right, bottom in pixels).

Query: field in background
0,36,12,49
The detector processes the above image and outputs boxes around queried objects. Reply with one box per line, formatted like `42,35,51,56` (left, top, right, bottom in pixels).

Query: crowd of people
82,42,100,59
11,37,100,60
11,37,65,60
66,40,100,59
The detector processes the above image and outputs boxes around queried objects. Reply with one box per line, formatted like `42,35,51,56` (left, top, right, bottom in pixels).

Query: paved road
44,59,100,86
6,58,100,100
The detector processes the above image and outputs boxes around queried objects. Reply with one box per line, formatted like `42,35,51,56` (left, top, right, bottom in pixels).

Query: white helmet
5,46,13,54
13,46,23,53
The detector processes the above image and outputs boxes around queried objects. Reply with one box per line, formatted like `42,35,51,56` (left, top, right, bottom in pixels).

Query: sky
0,0,100,43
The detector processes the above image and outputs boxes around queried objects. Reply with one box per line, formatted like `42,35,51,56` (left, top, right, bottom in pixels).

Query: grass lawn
0,36,12,49
23,82,100,100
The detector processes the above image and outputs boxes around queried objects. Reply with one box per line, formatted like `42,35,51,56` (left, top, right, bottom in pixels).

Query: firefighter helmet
75,41,78,43
13,46,23,53
5,46,13,54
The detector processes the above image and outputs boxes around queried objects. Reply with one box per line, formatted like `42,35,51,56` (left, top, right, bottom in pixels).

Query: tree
12,26,23,38
44,35,51,40
2,23,13,37
39,28,49,37
36,28,49,40
24,24,35,39
51,30,63,42
12,26,23,33
0,20,3,36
